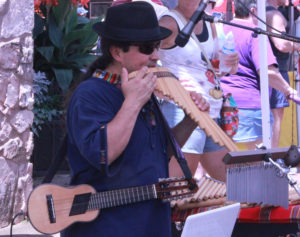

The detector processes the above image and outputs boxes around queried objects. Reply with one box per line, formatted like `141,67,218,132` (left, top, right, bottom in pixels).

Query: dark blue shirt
62,77,171,237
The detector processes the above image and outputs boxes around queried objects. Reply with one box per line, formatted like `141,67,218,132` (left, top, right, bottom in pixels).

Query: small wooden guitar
27,177,198,234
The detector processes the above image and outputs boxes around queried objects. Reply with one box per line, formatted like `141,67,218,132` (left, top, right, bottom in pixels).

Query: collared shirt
63,77,171,237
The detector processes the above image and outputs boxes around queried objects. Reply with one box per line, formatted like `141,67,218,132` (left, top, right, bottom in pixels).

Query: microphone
201,13,220,23
284,145,300,167
175,0,210,47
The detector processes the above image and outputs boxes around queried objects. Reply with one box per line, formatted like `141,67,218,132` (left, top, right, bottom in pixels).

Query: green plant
34,0,101,91
32,71,63,136
33,0,101,134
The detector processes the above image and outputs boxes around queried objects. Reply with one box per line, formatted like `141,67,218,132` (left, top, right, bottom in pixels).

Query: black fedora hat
92,1,171,42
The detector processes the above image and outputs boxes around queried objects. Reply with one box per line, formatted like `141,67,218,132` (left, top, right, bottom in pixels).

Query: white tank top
158,11,223,118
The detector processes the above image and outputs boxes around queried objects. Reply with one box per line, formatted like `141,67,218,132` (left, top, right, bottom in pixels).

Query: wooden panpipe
128,67,239,152
171,175,227,210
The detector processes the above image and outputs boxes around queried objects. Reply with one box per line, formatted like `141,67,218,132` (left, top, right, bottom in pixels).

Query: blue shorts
270,71,290,109
159,100,224,154
233,109,273,143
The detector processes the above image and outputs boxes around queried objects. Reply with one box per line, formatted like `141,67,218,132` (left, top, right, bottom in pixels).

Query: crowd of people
221,0,299,149
61,0,300,236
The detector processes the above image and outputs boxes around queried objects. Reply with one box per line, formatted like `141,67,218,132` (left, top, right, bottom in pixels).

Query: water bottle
219,31,235,74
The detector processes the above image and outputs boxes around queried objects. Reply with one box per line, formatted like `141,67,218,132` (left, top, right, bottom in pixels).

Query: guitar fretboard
87,184,157,210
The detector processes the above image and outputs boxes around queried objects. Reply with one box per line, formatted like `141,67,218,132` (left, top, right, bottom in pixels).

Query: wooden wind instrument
129,67,239,152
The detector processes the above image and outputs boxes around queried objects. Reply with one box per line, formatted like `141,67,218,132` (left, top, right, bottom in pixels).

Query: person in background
266,0,300,147
112,0,169,23
158,0,239,182
161,0,177,9
62,2,209,237
220,0,297,150
77,4,88,17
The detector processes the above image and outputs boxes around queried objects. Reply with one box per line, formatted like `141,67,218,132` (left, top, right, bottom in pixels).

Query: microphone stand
201,13,300,43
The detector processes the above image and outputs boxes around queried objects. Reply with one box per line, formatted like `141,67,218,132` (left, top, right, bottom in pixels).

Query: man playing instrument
62,2,209,237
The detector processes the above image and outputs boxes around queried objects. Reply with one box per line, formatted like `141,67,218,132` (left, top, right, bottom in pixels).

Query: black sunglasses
130,41,161,55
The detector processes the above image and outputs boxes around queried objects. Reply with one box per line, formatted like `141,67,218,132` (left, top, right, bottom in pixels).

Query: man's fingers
135,66,148,80
121,67,129,85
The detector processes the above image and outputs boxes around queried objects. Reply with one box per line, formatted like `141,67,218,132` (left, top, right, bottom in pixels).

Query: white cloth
158,11,223,118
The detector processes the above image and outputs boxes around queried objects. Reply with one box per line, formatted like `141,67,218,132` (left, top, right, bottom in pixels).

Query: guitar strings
41,183,193,215
45,192,159,215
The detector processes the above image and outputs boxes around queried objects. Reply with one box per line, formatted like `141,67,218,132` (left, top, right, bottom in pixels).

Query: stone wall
0,0,34,228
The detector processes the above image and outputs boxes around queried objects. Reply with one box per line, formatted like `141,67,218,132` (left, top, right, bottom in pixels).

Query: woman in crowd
158,0,239,181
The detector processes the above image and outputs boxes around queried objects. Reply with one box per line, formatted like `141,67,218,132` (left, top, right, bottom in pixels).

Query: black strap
151,95,197,190
42,135,68,184
42,97,196,190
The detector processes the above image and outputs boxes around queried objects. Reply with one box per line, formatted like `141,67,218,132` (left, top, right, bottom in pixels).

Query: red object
172,205,300,223
210,59,220,70
111,0,163,7
35,0,90,8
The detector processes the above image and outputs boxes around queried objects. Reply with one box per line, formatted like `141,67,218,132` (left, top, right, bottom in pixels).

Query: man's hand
107,67,156,163
121,67,157,110
190,91,210,112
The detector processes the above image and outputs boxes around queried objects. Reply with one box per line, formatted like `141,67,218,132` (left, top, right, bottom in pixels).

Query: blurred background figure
266,0,300,148
220,0,297,150
161,0,177,9
77,4,88,17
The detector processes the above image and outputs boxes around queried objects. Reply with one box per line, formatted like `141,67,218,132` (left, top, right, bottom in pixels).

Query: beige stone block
4,82,19,109
24,131,33,154
10,110,34,134
19,84,34,110
0,104,9,115
0,156,18,228
1,0,33,39
16,64,34,83
0,137,23,159
0,76,7,103
0,117,12,142
20,36,33,64
13,163,33,216
0,42,20,69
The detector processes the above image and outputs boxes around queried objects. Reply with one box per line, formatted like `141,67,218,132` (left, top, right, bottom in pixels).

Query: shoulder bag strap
152,95,197,190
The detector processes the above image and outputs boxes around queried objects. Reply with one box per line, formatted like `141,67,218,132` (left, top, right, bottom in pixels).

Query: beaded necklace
92,69,156,128
93,69,121,87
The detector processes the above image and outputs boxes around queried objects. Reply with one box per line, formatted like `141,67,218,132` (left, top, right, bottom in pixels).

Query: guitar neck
88,184,157,210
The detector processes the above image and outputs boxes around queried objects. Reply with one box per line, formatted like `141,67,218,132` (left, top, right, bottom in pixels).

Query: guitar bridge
69,193,91,216
46,194,56,223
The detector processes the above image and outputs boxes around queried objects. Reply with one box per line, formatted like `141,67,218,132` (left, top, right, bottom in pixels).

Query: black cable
10,211,26,237
236,0,289,35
